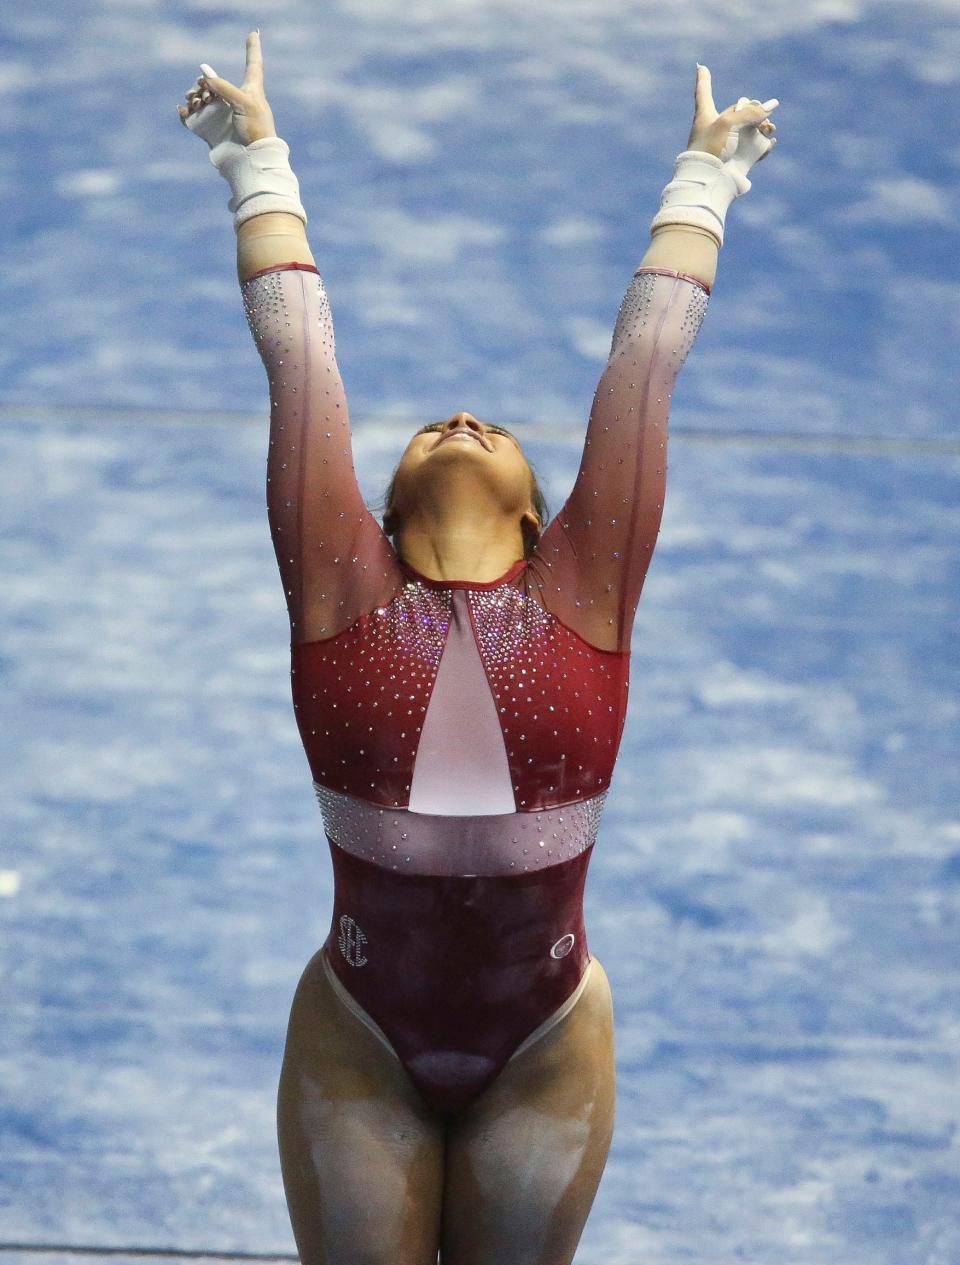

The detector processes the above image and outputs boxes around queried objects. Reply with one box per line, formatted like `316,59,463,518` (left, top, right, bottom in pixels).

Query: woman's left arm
638,64,778,289
531,66,778,652
640,223,721,291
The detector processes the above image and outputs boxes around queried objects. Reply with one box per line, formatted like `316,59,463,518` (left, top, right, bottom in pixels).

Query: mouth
436,431,489,451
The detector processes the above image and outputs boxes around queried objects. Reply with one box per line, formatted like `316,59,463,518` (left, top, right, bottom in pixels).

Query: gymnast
179,31,778,1265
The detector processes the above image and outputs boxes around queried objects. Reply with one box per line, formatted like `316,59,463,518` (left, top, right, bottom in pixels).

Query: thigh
440,957,617,1265
278,946,446,1265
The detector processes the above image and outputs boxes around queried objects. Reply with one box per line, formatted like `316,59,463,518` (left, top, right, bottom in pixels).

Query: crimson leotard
241,259,710,1114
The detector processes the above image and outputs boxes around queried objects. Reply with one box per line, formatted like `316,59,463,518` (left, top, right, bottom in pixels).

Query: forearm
237,211,316,284
639,224,718,291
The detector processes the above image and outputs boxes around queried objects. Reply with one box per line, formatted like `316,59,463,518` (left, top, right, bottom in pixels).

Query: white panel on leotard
408,589,515,815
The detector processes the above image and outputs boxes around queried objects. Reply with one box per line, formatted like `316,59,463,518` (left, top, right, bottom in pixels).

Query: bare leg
278,947,447,1265
440,957,617,1265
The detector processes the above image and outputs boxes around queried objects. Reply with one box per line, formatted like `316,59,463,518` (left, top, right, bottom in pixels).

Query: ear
520,506,542,555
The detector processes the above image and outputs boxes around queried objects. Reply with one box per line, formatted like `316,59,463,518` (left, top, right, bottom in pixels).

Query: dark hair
373,451,550,561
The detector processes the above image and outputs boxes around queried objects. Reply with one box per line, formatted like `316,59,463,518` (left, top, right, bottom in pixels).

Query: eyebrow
417,421,522,449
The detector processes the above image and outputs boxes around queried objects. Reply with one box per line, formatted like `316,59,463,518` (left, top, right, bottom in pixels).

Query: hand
687,64,778,164
177,30,277,146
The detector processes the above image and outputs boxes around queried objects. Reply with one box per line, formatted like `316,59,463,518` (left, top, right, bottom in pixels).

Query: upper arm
241,263,399,643
531,267,710,652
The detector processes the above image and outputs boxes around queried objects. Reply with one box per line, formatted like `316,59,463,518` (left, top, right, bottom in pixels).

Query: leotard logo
337,914,369,967
550,933,576,959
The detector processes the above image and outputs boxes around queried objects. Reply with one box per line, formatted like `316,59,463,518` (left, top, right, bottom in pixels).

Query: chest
291,578,629,812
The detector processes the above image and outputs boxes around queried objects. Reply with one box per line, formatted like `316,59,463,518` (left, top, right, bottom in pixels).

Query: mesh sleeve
240,263,400,645
531,267,710,652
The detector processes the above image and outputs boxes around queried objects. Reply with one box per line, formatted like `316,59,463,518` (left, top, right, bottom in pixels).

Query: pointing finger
242,29,264,89
695,63,717,116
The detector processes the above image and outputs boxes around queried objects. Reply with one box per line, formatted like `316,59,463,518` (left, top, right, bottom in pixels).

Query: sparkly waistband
313,782,608,877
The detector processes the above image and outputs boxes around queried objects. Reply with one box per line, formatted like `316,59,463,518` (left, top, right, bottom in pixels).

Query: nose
442,412,484,437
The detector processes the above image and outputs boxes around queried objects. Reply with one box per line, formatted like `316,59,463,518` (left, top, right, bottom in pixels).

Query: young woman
179,33,778,1265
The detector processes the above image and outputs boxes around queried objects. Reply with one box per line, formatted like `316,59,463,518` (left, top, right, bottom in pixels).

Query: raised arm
638,63,778,290
532,66,778,653
179,33,398,645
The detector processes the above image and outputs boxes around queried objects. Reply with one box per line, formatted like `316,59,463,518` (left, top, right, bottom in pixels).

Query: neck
396,515,526,584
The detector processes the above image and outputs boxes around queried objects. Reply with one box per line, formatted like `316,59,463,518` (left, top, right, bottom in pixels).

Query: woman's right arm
240,253,401,646
180,34,315,283
180,34,398,644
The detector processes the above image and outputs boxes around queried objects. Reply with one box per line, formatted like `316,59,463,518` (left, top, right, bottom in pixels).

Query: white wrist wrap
649,149,750,249
208,136,308,231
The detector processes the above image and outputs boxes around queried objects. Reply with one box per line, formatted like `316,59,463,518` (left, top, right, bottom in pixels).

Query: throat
396,535,526,586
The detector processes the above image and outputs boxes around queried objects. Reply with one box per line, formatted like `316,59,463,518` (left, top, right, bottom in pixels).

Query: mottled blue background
1,1,958,1262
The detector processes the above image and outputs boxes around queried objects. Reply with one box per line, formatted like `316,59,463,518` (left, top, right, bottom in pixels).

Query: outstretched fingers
191,30,262,111
688,67,780,161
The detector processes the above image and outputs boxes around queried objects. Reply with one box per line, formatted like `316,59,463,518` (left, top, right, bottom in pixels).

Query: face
386,412,539,533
